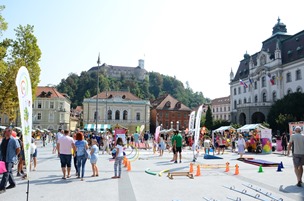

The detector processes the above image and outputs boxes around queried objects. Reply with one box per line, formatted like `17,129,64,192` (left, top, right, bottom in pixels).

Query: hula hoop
128,149,140,162
145,168,157,176
158,169,170,177
126,149,138,160
125,147,134,157
126,145,138,159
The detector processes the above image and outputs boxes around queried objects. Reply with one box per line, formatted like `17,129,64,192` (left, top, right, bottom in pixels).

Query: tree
0,22,41,122
204,105,213,129
211,119,230,130
268,92,304,133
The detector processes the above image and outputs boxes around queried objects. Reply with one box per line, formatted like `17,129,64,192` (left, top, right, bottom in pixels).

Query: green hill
56,71,208,108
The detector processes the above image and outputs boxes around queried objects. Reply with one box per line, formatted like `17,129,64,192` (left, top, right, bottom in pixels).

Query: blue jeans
77,155,87,178
0,162,15,190
114,157,123,177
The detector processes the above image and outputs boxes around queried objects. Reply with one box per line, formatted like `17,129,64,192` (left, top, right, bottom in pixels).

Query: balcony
237,102,273,108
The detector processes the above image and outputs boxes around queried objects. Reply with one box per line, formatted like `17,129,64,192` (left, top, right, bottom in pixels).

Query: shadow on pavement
279,185,304,197
85,178,112,183
18,175,73,185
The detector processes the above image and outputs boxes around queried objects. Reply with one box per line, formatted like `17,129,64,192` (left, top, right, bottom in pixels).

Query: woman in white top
112,138,124,179
237,134,246,158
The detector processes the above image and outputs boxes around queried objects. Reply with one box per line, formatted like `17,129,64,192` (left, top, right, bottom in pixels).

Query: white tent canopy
0,126,6,130
212,126,235,133
237,124,267,132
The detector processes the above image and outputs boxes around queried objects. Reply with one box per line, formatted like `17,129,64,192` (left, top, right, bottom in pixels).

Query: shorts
282,145,287,151
219,145,225,149
60,154,72,168
32,149,37,158
20,150,25,161
176,147,182,153
293,154,304,167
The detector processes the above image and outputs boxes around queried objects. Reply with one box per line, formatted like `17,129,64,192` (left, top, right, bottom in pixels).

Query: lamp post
170,121,173,129
95,53,101,134
177,121,179,131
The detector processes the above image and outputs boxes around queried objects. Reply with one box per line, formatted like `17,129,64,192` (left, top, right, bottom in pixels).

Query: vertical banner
15,66,32,179
188,111,196,134
261,129,272,154
140,125,145,134
194,105,203,147
155,126,161,142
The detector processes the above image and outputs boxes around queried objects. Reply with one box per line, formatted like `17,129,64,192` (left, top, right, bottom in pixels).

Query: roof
88,63,146,72
36,86,66,98
232,19,304,82
91,91,141,101
212,96,230,105
151,94,191,111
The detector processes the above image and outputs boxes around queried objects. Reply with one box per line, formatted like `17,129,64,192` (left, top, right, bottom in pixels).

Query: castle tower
138,59,144,69
230,68,234,81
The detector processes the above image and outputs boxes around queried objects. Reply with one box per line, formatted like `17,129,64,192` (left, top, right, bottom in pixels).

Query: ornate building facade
230,18,304,125
83,91,150,133
211,96,231,121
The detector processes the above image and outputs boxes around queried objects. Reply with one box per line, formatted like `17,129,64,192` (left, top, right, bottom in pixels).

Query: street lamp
170,121,173,129
95,53,101,134
177,121,179,131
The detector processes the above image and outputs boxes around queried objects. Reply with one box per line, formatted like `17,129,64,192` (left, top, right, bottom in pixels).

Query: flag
194,105,203,147
267,74,275,85
15,66,32,179
188,111,196,134
249,77,253,86
239,79,248,88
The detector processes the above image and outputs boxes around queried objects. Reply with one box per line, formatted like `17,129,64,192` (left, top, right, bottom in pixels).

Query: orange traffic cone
189,163,194,173
124,158,128,167
225,162,230,172
234,164,239,175
127,161,131,171
195,165,201,176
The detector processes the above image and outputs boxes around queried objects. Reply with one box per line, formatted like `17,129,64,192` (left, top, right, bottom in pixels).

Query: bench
167,172,194,180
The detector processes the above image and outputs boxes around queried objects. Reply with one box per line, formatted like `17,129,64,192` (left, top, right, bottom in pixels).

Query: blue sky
2,0,304,99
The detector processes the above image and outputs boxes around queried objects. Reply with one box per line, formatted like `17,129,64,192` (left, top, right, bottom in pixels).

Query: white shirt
116,145,124,157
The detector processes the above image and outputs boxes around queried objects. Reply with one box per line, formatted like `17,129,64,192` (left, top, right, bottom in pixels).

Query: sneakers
6,185,16,190
174,161,177,164
16,172,21,177
296,181,302,187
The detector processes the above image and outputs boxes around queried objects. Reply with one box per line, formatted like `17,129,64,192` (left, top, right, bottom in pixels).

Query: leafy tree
0,8,41,122
211,119,231,130
204,105,213,129
268,92,304,133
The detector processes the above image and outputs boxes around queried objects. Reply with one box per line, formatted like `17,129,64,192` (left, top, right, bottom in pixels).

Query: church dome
272,17,287,35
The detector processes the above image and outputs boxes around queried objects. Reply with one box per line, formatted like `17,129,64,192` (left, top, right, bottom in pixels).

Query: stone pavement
0,141,303,201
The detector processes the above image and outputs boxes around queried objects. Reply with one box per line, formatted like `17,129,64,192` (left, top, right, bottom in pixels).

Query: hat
295,126,302,130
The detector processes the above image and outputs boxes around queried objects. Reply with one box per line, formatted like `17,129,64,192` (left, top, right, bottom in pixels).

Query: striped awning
84,124,111,131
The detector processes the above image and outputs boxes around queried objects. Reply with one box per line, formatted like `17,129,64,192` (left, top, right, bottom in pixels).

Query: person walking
133,132,140,148
75,132,89,181
281,133,288,156
0,128,21,194
90,139,99,177
287,126,304,187
174,131,183,163
57,130,76,180
112,138,124,179
237,134,246,158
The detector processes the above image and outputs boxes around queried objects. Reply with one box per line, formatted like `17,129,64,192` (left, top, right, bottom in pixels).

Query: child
159,137,165,156
52,137,57,154
90,139,99,177
112,138,124,179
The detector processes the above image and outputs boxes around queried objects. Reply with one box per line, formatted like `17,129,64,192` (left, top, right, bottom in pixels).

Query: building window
165,121,169,128
115,110,120,120
244,98,247,104
272,91,277,101
136,113,141,121
37,113,42,120
224,107,226,112
297,87,302,93
159,112,162,118
248,97,251,103
254,95,258,103
50,102,54,109
177,113,181,118
184,113,187,118
49,113,54,121
220,107,222,112
238,99,241,105
59,102,64,110
234,100,237,109
38,102,42,108
234,88,237,95
216,108,218,112
224,115,226,120
123,110,128,120
243,86,246,93
238,87,241,94
165,112,168,118
261,76,266,88
272,75,276,85
287,89,292,94
262,92,267,102
296,69,302,80
107,110,112,120
94,111,98,121
228,106,230,111
254,81,257,90
213,108,215,113
286,72,292,83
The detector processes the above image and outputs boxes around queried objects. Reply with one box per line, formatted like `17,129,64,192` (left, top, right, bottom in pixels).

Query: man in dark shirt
0,128,21,194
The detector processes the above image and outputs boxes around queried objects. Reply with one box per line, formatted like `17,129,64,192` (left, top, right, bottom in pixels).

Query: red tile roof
212,96,230,105
91,91,141,101
36,87,66,98
151,94,191,111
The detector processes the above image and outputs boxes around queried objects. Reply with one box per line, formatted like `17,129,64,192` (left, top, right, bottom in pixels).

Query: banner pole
26,180,29,201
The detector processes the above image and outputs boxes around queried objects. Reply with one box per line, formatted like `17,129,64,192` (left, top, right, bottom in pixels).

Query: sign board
289,122,304,135
115,128,127,144
261,129,272,154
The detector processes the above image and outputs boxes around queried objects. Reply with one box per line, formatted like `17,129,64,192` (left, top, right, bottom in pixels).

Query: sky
2,0,304,99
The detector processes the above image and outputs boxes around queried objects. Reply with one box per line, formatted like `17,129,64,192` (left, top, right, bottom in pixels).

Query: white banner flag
15,66,32,179
188,111,196,134
194,105,203,146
